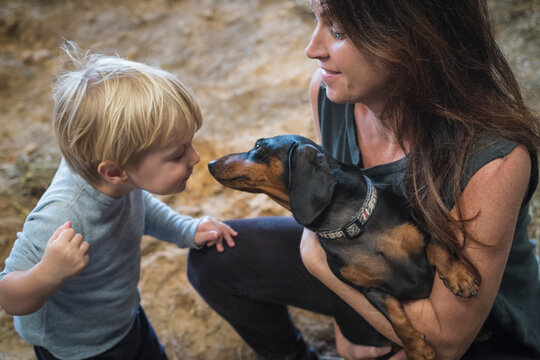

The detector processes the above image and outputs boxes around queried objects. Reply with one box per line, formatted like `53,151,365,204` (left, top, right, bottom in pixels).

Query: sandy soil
0,1,538,359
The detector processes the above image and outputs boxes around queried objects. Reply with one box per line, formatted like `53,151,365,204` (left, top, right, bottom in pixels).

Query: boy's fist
38,221,90,285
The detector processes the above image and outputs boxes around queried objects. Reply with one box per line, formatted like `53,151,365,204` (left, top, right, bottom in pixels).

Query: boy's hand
194,216,237,252
0,221,90,315
37,221,90,285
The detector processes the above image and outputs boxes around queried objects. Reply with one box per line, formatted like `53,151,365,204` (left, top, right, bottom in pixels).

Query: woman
188,0,540,359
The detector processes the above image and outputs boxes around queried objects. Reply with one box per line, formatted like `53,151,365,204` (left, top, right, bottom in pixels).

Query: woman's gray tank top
318,87,540,352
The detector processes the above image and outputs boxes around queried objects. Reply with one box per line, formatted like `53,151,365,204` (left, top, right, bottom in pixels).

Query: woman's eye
330,28,345,40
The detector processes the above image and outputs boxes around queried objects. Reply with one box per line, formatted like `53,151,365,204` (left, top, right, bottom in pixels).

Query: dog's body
208,135,480,360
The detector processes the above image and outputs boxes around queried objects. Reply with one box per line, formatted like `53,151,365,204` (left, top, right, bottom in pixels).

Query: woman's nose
305,24,325,59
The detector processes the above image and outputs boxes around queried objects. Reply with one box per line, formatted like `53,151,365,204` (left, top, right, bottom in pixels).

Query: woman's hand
334,320,405,360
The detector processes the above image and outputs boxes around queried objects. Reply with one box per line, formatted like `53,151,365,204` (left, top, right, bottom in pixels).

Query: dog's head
208,135,336,226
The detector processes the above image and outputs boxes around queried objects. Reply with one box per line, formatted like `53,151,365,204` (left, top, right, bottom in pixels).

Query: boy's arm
0,222,89,315
142,192,236,250
0,267,61,316
142,191,203,248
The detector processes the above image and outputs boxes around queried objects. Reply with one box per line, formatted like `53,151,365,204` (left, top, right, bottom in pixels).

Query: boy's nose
186,143,200,166
192,150,200,165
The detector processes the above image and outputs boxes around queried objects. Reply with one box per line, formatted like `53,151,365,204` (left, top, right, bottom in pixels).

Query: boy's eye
169,154,184,162
170,144,187,161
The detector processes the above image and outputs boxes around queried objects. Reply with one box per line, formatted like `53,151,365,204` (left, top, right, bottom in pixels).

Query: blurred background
0,0,538,359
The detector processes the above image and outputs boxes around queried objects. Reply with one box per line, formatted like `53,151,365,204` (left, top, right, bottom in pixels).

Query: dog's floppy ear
289,144,336,225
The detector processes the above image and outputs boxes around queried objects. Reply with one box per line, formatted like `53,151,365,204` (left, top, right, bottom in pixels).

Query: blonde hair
52,42,202,184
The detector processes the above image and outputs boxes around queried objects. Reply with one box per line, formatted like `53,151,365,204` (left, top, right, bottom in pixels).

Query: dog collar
316,175,377,240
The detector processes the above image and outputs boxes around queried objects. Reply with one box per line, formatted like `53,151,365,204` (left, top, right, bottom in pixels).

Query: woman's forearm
299,228,479,360
300,241,402,345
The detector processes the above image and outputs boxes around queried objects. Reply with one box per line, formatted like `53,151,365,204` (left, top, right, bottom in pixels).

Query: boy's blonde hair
52,42,202,184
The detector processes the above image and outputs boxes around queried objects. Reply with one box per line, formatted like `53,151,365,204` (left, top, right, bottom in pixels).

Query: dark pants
462,330,540,360
34,306,168,360
187,217,539,360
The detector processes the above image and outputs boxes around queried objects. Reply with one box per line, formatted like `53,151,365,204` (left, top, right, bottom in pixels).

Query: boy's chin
173,182,187,194
151,183,187,196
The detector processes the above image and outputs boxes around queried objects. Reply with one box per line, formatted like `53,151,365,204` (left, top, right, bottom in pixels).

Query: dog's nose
208,160,216,173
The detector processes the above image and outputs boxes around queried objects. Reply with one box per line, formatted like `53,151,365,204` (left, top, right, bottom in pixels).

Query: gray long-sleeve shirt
0,159,202,359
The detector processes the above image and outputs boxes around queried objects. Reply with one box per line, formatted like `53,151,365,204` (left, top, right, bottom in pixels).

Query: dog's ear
289,144,336,225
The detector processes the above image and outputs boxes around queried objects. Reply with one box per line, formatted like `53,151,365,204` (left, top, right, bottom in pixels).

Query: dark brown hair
320,0,540,272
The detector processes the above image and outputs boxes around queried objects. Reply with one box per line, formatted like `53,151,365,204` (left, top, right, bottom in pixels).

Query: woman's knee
186,219,252,293
187,217,302,294
186,247,225,294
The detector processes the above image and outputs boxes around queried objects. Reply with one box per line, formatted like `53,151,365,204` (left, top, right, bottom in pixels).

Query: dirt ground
0,1,538,359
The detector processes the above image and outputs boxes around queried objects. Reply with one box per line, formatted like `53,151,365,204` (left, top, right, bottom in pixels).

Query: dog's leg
426,241,480,298
364,289,436,360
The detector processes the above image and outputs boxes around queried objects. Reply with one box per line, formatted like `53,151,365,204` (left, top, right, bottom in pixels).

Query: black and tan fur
208,135,480,360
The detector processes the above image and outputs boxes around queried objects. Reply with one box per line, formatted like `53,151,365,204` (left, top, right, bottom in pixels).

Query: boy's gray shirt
0,159,202,359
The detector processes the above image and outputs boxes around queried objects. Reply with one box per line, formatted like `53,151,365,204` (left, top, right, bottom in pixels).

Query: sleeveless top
317,87,540,352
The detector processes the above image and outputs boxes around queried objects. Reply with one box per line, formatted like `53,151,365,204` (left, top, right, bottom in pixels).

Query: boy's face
125,136,200,195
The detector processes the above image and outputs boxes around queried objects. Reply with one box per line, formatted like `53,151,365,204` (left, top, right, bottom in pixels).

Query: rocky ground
0,0,538,359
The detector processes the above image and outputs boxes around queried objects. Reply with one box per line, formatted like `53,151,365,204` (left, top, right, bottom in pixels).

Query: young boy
0,43,236,359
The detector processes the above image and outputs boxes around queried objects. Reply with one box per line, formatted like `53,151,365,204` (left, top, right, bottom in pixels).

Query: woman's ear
97,161,128,184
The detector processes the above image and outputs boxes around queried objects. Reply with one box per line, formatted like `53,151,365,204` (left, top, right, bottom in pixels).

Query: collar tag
317,175,378,241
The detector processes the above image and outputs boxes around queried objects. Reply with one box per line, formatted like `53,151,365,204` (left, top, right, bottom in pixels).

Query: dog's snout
208,160,217,173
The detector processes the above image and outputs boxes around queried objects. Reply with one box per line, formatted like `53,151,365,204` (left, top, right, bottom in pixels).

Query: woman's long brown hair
321,0,540,275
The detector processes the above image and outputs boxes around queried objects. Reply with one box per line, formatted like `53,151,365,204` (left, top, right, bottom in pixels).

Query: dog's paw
403,334,436,360
438,260,480,298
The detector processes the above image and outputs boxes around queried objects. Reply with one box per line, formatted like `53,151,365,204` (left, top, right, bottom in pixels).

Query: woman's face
305,0,391,111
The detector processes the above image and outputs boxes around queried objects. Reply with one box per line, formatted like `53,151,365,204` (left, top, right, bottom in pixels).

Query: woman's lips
320,67,341,84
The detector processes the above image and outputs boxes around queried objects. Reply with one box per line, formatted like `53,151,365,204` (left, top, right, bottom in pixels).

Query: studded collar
316,175,377,240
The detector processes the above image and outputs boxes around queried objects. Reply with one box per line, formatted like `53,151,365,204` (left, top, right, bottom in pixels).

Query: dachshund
208,134,480,360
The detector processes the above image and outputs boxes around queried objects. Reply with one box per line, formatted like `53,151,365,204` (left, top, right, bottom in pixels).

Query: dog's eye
255,143,260,149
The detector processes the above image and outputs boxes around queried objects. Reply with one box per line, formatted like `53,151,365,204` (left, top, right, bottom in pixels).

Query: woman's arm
301,144,532,359
309,70,322,143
